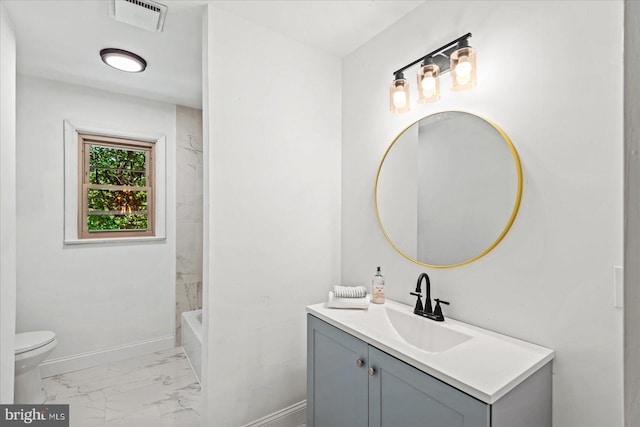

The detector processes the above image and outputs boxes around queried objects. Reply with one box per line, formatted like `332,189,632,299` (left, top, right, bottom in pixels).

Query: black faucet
413,273,432,314
409,273,450,322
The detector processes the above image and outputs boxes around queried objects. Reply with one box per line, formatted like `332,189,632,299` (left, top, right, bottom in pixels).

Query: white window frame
63,120,166,244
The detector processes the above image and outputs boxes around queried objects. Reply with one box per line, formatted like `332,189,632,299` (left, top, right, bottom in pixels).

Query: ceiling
210,1,425,57
2,0,425,109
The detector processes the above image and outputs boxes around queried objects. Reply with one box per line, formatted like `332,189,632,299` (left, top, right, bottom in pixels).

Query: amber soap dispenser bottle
372,266,385,304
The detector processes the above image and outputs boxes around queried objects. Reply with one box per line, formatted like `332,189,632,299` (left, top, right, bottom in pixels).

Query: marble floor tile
43,347,200,427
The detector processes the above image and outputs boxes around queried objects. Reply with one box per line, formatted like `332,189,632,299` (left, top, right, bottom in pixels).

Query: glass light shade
450,46,477,91
417,63,441,103
100,48,147,73
389,78,410,114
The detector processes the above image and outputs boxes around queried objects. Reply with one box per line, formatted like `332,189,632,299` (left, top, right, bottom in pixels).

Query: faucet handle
432,298,449,320
410,292,424,314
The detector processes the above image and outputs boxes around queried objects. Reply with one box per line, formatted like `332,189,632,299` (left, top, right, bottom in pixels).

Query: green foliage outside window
87,145,149,231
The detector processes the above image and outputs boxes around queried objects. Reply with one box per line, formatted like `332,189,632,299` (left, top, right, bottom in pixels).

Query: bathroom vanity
307,300,554,427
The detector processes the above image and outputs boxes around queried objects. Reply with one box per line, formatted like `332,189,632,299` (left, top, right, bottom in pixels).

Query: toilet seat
15,331,56,355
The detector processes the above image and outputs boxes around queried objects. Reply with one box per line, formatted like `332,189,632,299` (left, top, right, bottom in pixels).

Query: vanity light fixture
389,72,410,114
100,48,147,73
417,57,440,104
389,33,475,114
450,38,477,91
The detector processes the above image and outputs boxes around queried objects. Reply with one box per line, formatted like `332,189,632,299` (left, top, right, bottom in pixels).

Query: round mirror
375,111,522,268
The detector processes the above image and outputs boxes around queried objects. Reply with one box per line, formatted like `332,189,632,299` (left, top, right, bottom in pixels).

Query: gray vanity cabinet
308,315,489,427
369,346,489,426
307,314,369,427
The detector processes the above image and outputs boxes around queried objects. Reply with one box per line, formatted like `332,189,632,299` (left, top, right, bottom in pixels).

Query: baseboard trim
180,345,201,384
39,334,175,378
241,400,307,427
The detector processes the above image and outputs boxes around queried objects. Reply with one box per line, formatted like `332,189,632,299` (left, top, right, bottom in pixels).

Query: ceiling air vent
108,0,167,32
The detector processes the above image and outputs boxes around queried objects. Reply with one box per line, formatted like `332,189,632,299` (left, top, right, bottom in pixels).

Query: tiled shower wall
175,105,203,345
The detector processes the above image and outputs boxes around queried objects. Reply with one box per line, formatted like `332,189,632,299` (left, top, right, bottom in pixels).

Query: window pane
87,214,148,232
87,189,148,231
89,145,147,186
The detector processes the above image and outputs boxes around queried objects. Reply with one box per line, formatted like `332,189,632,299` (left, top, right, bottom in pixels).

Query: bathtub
181,309,202,382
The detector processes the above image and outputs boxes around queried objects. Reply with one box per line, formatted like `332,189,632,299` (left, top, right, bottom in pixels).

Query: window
78,134,155,239
63,120,166,244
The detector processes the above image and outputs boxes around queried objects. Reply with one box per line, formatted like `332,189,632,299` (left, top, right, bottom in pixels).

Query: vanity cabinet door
307,315,369,427
368,347,490,427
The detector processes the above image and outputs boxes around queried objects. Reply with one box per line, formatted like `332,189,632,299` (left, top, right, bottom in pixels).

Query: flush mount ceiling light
100,48,147,73
389,33,476,114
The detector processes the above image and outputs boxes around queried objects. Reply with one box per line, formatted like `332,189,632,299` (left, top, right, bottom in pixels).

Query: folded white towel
327,291,370,310
333,285,367,298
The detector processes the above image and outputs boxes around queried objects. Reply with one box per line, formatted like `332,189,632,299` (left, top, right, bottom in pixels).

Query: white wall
342,1,623,426
0,2,17,403
15,76,176,371
203,5,341,425
624,1,640,424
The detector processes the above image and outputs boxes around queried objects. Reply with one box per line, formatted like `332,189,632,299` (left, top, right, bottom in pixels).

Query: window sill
64,236,166,245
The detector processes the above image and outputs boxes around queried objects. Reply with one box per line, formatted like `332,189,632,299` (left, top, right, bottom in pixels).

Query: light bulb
393,89,407,108
389,74,409,113
455,57,472,85
421,74,436,98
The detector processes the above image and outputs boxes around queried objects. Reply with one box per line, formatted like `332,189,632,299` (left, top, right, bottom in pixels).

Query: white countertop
307,299,554,404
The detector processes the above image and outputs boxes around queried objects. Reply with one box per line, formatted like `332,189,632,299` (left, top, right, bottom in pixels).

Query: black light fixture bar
392,33,472,77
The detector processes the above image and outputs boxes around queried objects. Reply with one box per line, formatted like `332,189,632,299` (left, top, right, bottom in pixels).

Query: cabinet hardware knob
368,367,376,376
356,359,364,368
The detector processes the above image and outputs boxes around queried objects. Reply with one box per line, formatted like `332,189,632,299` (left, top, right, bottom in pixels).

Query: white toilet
14,331,57,404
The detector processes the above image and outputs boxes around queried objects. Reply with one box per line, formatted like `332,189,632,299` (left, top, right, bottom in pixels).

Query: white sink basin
384,304,472,353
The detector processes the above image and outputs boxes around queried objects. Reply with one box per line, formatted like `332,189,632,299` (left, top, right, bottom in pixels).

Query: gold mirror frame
374,110,523,268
